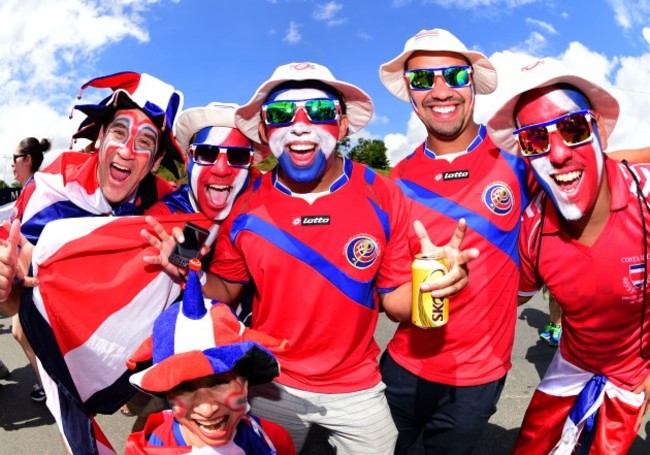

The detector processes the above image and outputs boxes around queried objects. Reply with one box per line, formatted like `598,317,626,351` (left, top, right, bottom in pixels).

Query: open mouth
205,184,232,208
288,143,317,165
430,105,457,115
109,163,131,182
551,170,582,193
195,415,228,435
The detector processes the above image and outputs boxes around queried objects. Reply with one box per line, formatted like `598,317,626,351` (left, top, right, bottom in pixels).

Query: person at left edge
0,71,185,454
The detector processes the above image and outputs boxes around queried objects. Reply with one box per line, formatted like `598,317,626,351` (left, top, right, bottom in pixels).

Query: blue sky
1,0,650,183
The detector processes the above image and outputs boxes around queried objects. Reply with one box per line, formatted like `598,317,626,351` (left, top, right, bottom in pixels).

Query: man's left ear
151,151,164,173
338,115,350,140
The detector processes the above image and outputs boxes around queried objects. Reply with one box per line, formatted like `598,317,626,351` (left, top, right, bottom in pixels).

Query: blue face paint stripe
395,179,521,267
231,214,376,309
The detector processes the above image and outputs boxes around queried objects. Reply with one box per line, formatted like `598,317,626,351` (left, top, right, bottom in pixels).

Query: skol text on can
412,253,450,328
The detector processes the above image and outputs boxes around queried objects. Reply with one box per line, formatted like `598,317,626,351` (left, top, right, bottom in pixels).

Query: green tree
335,137,351,156
347,138,390,170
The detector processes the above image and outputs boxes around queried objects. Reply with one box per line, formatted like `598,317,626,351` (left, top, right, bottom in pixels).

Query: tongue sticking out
206,186,231,208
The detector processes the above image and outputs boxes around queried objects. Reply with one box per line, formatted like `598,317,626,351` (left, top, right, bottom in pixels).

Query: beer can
412,253,450,328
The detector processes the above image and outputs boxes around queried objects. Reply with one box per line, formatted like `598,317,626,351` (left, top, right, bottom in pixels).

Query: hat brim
130,342,279,394
487,73,620,156
379,50,497,102
235,78,373,143
174,106,238,152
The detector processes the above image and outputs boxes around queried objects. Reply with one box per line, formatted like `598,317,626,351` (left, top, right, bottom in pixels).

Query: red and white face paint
515,87,604,221
97,109,160,206
188,127,251,221
167,372,249,448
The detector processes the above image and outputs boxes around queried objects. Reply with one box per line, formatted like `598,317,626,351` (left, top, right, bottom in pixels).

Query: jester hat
127,259,289,394
72,71,185,178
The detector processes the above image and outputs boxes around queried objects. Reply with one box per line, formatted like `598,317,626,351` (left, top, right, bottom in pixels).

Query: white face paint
265,88,339,165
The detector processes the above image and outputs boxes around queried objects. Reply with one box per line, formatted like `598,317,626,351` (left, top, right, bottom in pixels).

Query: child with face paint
488,59,650,454
126,260,295,454
142,62,478,454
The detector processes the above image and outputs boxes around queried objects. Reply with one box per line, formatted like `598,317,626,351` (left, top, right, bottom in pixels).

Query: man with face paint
488,59,650,454
175,62,477,453
0,71,187,454
147,102,263,259
126,261,295,453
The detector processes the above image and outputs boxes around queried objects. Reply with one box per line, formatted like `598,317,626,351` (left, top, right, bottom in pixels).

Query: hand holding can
412,253,450,328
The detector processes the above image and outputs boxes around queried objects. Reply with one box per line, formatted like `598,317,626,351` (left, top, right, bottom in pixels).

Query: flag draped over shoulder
20,213,214,455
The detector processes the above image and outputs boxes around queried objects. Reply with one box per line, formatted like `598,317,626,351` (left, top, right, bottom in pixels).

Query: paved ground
1,293,649,453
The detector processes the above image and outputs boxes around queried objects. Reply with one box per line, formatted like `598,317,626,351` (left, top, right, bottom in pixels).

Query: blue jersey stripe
396,179,521,267
231,214,376,309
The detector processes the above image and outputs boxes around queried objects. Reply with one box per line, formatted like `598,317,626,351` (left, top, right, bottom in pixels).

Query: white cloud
0,0,162,184
313,2,347,27
383,112,426,166
519,31,548,54
643,27,650,45
284,21,302,44
358,30,372,41
607,0,633,29
525,18,558,35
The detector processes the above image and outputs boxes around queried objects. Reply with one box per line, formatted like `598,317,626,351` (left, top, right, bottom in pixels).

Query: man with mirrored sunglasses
140,61,478,454
487,58,650,455
378,28,527,454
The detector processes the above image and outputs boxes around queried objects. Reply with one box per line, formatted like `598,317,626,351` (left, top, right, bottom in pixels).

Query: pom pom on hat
128,259,289,394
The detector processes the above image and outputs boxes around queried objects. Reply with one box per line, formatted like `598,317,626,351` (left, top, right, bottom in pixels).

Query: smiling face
167,372,248,448
515,86,606,220
188,127,252,221
260,87,347,185
405,51,478,152
97,109,162,206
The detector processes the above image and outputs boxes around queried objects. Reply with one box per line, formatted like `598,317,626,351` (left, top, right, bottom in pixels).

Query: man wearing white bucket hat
183,62,478,453
378,29,528,454
487,59,650,454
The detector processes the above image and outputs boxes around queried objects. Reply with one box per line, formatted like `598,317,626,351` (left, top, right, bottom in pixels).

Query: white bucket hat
379,28,497,102
487,58,620,156
174,102,238,152
174,102,271,163
235,62,374,142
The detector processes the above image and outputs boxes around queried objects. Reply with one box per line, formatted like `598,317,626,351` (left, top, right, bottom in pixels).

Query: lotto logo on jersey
292,215,331,226
344,234,380,269
482,181,514,215
435,170,469,181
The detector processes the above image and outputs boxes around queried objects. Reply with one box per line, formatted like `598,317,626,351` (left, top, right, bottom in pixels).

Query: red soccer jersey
519,158,650,390
210,158,412,393
388,129,533,386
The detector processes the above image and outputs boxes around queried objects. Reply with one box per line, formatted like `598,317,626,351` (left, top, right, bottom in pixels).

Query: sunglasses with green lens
263,99,339,127
406,66,472,90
